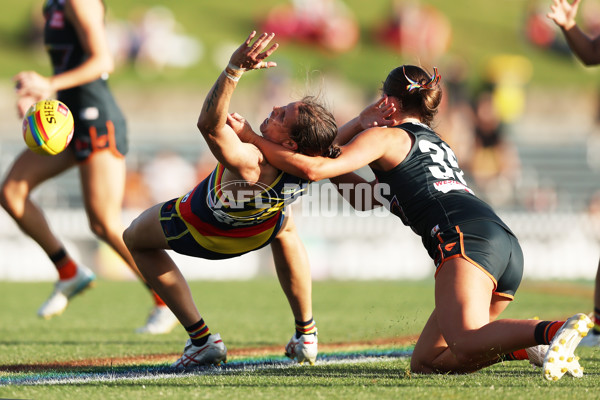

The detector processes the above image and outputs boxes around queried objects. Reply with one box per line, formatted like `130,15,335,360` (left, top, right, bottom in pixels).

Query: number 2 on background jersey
418,140,468,186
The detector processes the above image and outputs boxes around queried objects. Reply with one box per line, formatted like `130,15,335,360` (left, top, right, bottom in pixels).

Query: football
22,99,74,155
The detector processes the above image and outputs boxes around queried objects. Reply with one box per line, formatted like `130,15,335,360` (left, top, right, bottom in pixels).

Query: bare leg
411,257,539,373
79,151,142,277
123,204,201,327
270,210,313,322
0,149,77,255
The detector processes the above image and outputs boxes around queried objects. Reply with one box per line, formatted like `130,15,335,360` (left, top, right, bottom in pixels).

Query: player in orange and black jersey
123,32,339,368
43,0,127,160
0,0,170,334
241,64,591,380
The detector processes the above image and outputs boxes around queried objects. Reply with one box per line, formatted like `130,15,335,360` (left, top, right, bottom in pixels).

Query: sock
593,307,600,335
500,348,528,362
152,291,167,307
534,320,564,345
295,318,317,338
49,248,77,280
186,319,211,346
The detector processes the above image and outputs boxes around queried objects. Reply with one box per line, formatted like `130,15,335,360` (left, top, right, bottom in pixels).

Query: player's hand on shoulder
358,95,399,129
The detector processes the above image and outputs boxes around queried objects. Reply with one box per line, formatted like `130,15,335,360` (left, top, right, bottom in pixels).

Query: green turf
0,279,599,399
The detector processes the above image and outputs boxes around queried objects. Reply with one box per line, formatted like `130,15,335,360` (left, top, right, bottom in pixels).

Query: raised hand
547,0,581,30
229,31,279,71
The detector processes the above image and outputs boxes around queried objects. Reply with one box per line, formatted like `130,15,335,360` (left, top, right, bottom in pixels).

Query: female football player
0,0,176,334
123,31,339,368
236,63,592,380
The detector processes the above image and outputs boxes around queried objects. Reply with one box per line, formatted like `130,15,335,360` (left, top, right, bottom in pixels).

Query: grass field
1,279,599,399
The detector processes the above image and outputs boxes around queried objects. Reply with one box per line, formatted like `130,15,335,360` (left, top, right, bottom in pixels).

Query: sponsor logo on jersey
49,11,65,29
433,179,474,194
80,107,99,121
444,242,457,252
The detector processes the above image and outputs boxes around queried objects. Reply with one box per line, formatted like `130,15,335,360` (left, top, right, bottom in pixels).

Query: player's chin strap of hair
403,66,441,92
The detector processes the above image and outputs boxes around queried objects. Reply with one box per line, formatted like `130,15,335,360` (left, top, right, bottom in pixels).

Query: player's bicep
203,125,262,179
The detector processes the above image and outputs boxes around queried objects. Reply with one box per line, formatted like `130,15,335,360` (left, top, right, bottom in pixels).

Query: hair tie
403,66,441,92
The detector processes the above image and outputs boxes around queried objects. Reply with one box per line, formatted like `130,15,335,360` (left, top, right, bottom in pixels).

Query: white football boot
578,329,600,347
37,264,96,319
171,333,227,369
136,305,179,334
543,313,593,381
285,331,318,365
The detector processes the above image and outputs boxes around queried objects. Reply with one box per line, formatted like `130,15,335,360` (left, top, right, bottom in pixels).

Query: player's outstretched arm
548,0,600,65
197,31,278,181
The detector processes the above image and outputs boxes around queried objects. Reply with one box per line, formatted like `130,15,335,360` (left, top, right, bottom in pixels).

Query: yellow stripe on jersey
175,196,279,255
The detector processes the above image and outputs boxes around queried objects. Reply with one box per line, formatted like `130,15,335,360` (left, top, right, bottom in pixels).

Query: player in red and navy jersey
124,31,339,368
240,64,591,380
0,0,173,334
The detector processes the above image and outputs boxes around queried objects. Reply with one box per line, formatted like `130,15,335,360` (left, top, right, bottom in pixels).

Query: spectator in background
548,0,600,346
524,0,573,55
141,151,197,204
261,0,359,53
468,90,521,207
374,0,451,63
0,0,177,335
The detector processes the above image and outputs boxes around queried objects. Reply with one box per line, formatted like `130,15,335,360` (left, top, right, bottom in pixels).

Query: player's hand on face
229,31,279,71
358,95,399,129
13,71,52,100
227,112,257,142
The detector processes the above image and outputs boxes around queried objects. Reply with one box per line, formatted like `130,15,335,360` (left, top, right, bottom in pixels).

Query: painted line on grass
0,348,413,386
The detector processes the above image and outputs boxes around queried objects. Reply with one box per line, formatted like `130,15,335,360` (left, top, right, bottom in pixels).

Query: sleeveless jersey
372,122,512,258
174,163,309,256
43,0,126,144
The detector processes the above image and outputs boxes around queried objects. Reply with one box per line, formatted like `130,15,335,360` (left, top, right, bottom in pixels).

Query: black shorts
433,220,524,299
69,118,128,162
159,198,285,260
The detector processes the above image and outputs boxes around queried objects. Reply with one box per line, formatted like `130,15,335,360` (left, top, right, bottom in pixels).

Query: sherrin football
22,99,74,155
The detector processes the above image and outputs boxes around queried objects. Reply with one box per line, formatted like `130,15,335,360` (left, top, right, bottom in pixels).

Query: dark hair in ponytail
382,65,442,126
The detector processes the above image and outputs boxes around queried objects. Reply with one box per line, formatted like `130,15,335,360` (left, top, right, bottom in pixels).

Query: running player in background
123,31,339,368
548,0,600,345
237,64,592,380
0,0,177,334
